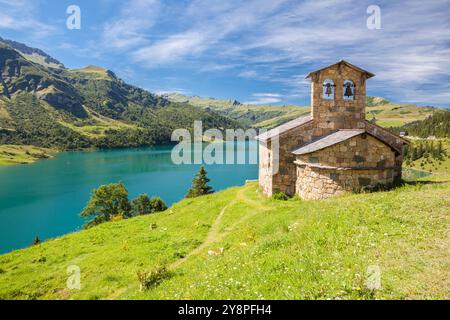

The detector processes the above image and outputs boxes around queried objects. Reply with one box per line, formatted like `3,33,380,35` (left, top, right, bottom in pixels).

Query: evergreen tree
186,166,214,198
396,110,450,138
31,236,41,246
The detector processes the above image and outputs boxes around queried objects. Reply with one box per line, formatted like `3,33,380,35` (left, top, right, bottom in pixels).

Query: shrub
272,192,290,201
137,266,169,291
149,197,167,213
131,195,167,216
130,194,152,216
360,182,396,193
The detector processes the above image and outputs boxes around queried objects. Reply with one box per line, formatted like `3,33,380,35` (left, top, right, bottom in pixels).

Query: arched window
322,79,335,100
343,80,355,100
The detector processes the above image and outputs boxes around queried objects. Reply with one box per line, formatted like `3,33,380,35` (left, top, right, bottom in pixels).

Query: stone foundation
295,165,395,200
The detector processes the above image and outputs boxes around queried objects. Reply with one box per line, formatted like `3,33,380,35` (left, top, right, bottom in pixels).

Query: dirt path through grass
110,184,267,299
169,185,271,270
169,200,236,270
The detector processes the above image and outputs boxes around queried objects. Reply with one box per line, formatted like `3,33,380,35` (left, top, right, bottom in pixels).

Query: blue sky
1,0,449,107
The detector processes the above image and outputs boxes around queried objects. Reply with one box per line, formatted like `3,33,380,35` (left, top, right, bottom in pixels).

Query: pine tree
32,236,41,246
186,166,214,198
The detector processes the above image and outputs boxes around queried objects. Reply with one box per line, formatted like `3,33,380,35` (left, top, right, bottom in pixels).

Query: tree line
0,93,239,151
394,110,450,138
79,166,214,229
403,140,448,166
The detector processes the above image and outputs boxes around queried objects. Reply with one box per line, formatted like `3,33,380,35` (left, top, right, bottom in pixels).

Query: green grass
58,108,139,139
0,181,448,300
19,53,63,69
406,155,450,180
366,103,436,127
0,145,55,166
68,66,114,81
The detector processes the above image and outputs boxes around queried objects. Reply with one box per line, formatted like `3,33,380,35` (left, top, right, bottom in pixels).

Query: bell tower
306,60,375,135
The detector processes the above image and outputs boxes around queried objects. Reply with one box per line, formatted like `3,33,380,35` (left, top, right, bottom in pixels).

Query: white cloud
101,0,161,49
131,0,290,67
7,0,448,106
238,70,258,78
0,0,55,37
244,93,283,105
133,31,208,66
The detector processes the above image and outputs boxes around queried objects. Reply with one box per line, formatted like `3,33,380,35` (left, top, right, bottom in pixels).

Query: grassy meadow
366,103,436,127
0,179,448,300
0,145,55,166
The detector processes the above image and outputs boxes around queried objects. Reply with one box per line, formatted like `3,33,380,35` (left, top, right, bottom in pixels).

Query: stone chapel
256,60,409,199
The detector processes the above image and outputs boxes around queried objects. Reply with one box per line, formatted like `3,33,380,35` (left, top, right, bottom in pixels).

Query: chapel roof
305,60,375,79
292,129,366,155
256,114,313,142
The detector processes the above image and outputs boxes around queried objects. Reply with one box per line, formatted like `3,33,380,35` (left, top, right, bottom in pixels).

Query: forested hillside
396,110,450,138
0,39,238,150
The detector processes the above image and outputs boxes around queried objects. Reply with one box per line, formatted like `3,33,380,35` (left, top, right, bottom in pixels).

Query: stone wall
296,134,396,169
295,165,395,200
294,134,397,199
311,64,367,132
258,141,273,195
364,121,407,182
269,120,315,196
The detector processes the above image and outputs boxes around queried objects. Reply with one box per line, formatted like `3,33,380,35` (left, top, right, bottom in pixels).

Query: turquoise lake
0,142,258,254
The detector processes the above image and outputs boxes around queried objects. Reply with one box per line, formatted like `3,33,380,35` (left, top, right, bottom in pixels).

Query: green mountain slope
0,181,448,300
365,98,437,128
167,94,438,129
0,36,65,69
166,93,310,129
0,39,239,150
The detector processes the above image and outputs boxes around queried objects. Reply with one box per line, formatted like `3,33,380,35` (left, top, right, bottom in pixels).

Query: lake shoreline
0,143,178,167
0,139,250,167
0,145,57,166
0,142,259,253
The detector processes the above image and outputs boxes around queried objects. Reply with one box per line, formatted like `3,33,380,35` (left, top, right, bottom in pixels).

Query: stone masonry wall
365,121,406,182
269,120,315,196
295,135,397,199
296,134,396,169
295,166,394,200
311,64,367,132
258,141,273,195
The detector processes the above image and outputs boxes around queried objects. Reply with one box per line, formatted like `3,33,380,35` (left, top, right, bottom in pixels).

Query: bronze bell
344,83,354,98
324,83,333,97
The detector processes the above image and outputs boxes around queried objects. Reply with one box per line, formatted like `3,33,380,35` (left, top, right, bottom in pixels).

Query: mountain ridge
166,93,439,129
0,38,239,150
0,37,64,69
0,36,441,152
